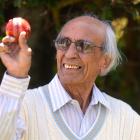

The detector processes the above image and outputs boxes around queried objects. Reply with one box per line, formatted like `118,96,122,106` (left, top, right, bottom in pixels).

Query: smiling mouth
63,64,82,69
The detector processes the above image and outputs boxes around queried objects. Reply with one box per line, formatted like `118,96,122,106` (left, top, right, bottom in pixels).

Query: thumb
18,31,28,50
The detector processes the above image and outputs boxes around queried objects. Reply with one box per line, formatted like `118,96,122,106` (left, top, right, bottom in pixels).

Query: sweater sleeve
0,73,30,140
134,112,140,140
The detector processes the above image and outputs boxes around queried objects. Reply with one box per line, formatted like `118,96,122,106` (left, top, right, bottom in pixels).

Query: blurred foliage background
0,0,140,113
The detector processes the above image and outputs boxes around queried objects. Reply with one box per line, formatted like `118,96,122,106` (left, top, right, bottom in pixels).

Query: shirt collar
48,74,111,112
90,85,111,110
48,74,71,112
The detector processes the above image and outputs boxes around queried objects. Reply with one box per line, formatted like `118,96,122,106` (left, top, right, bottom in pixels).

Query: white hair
100,23,122,76
80,14,122,76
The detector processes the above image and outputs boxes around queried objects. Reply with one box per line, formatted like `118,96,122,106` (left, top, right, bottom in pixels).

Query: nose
65,43,79,58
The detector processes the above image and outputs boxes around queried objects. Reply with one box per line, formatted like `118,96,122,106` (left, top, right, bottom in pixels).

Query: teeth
64,64,80,69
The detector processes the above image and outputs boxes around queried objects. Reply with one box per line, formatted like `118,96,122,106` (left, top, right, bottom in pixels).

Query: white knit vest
20,85,140,140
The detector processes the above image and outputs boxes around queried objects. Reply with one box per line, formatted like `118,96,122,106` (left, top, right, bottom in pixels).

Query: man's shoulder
102,92,139,116
23,84,49,103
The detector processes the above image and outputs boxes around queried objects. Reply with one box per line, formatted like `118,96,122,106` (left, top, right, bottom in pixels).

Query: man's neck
62,82,94,113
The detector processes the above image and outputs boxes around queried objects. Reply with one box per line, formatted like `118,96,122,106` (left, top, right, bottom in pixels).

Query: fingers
2,36,15,44
0,36,15,53
0,36,16,54
0,32,32,55
0,43,9,53
2,32,27,50
18,31,32,57
19,31,28,50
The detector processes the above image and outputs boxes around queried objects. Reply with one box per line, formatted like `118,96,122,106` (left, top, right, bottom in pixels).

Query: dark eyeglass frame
54,37,103,53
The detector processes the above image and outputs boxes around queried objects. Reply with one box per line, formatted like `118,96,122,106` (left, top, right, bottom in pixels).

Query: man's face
56,18,106,86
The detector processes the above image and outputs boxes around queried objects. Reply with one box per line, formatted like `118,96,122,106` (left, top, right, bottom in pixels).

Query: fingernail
28,48,32,52
20,31,26,36
9,36,15,41
0,42,5,47
2,36,15,42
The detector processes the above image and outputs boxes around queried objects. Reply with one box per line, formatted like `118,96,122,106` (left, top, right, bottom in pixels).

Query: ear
99,54,111,73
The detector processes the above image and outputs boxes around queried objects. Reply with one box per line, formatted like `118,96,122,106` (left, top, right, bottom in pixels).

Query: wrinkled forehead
59,16,106,43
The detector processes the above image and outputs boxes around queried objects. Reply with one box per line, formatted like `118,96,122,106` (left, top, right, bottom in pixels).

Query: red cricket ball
6,17,31,41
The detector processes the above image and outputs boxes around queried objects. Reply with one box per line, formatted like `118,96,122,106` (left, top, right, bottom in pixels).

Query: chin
58,74,83,85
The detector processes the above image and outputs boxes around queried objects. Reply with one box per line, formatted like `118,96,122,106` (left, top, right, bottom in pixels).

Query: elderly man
0,15,139,140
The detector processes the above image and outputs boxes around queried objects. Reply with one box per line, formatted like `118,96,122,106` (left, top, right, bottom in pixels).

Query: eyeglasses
54,36,103,53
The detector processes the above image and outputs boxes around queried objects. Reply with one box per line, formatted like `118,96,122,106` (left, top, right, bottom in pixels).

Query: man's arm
0,73,30,139
0,32,32,140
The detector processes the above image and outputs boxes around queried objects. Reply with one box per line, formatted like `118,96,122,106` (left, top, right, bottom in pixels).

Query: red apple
6,17,31,42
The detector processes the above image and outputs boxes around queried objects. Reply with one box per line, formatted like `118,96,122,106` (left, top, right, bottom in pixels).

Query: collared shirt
48,74,110,136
